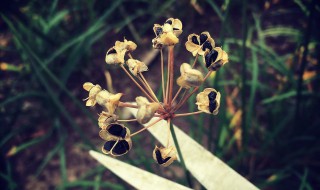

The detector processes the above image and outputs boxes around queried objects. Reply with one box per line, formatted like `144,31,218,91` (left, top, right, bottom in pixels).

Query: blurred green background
1,0,320,189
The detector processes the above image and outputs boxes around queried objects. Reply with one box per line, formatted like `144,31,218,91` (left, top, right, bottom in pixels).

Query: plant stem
160,49,166,103
168,46,175,106
169,121,193,188
174,111,203,118
120,64,156,102
118,119,138,122
171,55,198,105
166,119,171,147
191,54,199,68
130,118,162,137
139,73,160,103
171,87,182,104
118,102,138,108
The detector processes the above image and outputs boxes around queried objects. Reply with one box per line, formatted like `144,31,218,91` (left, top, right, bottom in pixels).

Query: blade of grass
8,126,54,156
295,0,316,128
247,49,258,130
58,120,68,190
262,90,310,104
2,14,97,125
3,15,94,148
240,0,248,148
0,91,45,108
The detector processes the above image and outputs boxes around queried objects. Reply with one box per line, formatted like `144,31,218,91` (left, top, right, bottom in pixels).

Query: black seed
108,124,126,138
107,48,116,55
155,149,171,164
205,50,218,68
211,62,223,71
209,100,217,113
120,128,127,138
112,140,129,155
208,91,217,101
103,141,116,151
165,20,172,25
200,33,208,44
202,41,213,51
155,27,163,36
191,36,199,44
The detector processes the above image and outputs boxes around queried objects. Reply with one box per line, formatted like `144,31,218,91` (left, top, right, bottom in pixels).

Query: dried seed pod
177,63,204,89
152,145,177,167
203,47,228,71
100,123,132,156
114,39,137,52
105,47,126,65
196,88,221,115
105,39,137,65
152,18,183,47
101,139,132,156
83,82,122,113
185,31,215,56
83,82,102,106
98,111,118,129
136,96,160,124
127,59,148,76
99,123,130,140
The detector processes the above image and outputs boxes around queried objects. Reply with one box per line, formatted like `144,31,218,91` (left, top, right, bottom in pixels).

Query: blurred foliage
0,0,320,189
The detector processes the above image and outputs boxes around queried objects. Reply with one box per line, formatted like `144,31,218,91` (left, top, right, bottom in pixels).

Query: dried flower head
185,31,215,56
136,96,160,124
99,123,132,156
127,59,148,76
152,18,183,47
83,82,123,114
83,82,102,106
196,88,221,115
204,47,229,71
176,63,204,89
105,39,137,65
152,145,177,167
83,17,229,167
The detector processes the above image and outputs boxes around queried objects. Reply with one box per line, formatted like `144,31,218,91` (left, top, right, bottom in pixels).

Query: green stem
169,122,193,188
